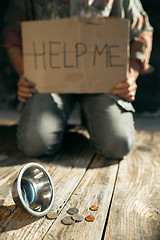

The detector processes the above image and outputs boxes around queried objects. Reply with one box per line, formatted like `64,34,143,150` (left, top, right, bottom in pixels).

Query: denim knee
90,133,134,159
17,128,63,158
16,93,72,157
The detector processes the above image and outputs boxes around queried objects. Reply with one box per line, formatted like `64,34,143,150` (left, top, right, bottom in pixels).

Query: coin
61,216,75,225
47,211,58,220
89,205,99,211
67,208,79,215
85,215,95,222
71,214,84,222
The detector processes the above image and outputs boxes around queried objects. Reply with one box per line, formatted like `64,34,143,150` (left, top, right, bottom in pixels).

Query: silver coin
61,216,75,225
67,208,79,215
71,214,84,222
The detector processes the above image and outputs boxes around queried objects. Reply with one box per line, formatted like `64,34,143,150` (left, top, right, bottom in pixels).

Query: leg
17,93,75,157
81,94,135,159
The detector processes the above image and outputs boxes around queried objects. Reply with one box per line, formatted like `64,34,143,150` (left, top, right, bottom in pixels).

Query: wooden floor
0,115,160,240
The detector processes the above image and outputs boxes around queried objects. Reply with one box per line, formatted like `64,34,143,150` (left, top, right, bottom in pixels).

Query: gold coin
85,215,95,222
67,208,79,215
89,205,99,211
47,211,58,219
61,216,75,225
71,214,84,222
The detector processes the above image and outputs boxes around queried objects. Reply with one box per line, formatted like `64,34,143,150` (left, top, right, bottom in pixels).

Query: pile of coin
47,205,99,226
61,208,83,225
85,205,99,223
61,205,99,225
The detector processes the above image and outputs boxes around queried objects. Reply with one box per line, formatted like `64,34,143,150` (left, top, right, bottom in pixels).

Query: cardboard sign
22,17,129,93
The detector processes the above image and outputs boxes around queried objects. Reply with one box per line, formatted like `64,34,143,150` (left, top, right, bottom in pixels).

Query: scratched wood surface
0,116,160,240
43,156,119,240
0,126,95,239
104,130,160,240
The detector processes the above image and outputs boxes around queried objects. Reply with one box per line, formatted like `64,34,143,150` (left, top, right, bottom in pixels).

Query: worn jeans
17,93,135,159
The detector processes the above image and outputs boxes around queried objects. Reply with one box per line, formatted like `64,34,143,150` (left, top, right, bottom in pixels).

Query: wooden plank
0,127,68,229
104,130,160,240
151,131,160,152
43,156,119,240
0,126,83,204
0,130,94,240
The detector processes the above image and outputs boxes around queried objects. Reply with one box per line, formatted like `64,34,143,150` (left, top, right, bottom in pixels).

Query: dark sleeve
3,0,29,49
124,0,153,74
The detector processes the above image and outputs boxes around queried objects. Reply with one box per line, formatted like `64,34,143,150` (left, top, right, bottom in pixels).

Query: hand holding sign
112,59,140,101
17,76,36,102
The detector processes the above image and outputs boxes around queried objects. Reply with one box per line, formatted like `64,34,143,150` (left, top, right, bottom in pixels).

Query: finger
18,96,27,102
119,89,136,101
18,86,35,94
112,87,130,95
17,90,33,98
112,77,135,91
115,93,135,102
126,77,136,85
128,82,137,93
113,82,129,89
112,82,137,95
112,87,128,95
113,88,136,98
19,81,35,88
112,85,137,101
126,92,136,102
18,78,35,88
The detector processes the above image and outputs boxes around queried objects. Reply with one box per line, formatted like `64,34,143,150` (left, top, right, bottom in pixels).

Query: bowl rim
17,162,55,217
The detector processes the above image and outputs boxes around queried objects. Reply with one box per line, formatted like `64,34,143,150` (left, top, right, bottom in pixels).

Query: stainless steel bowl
12,162,54,217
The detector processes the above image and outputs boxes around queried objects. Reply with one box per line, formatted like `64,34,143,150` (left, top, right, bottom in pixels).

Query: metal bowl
12,162,54,217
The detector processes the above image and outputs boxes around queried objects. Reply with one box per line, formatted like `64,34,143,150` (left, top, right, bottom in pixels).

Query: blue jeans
17,93,135,159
